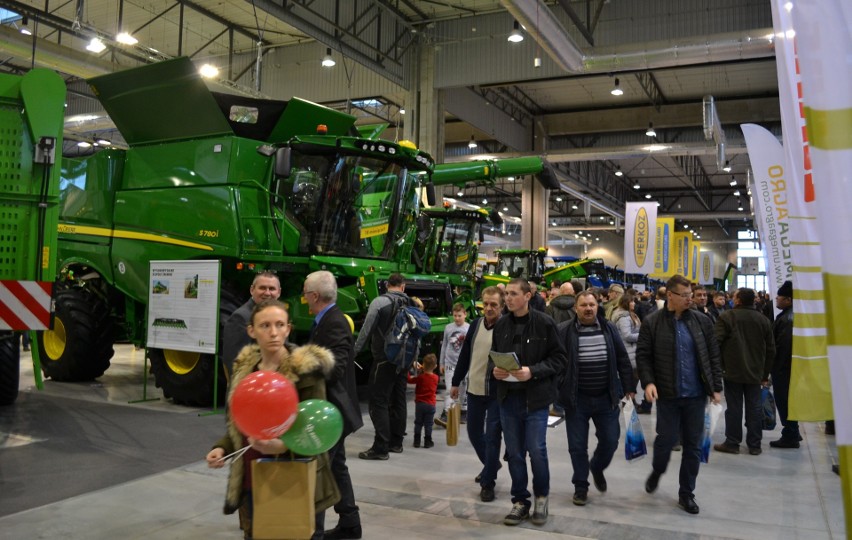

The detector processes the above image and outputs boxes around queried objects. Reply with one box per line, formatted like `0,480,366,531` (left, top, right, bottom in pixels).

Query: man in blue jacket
637,274,722,515
557,290,634,506
491,278,567,527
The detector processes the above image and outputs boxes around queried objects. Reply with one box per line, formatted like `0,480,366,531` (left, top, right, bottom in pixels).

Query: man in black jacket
637,274,722,515
354,273,410,460
304,271,364,540
492,278,567,527
221,271,281,373
769,280,801,448
557,290,634,506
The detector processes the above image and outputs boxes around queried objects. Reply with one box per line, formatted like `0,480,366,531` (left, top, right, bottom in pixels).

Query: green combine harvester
37,57,556,405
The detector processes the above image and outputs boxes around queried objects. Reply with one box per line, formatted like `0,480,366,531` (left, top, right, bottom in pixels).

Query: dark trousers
771,364,801,441
414,402,435,440
368,360,407,452
466,393,503,489
652,396,705,497
315,436,360,534
722,379,763,449
565,392,621,491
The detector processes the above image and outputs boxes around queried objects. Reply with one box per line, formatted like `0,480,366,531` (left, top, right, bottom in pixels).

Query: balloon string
218,444,251,464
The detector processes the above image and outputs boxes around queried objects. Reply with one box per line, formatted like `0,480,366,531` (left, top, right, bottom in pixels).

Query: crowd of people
204,269,813,539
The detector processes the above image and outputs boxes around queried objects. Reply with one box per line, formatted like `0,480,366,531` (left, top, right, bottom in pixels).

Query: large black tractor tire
0,333,20,406
149,287,244,407
38,286,113,382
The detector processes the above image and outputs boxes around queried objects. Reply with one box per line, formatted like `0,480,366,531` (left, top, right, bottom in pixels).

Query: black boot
413,434,421,448
424,437,434,448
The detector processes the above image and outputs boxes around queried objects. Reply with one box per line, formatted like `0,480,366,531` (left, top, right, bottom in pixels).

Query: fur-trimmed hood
222,342,336,515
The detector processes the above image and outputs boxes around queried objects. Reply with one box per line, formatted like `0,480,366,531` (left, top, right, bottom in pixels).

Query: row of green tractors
0,58,556,406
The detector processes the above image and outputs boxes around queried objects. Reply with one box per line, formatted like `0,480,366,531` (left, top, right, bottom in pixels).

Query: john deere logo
634,208,648,267
703,255,710,280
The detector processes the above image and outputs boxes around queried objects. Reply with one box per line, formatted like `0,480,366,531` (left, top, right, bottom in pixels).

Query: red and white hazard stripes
0,281,52,331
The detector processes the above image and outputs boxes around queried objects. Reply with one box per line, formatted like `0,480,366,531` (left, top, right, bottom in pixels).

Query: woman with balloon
206,299,343,539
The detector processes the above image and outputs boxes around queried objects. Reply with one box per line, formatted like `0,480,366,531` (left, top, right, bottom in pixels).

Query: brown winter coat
213,343,341,515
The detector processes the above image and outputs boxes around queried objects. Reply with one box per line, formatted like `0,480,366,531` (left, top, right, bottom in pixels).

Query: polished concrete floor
0,344,846,540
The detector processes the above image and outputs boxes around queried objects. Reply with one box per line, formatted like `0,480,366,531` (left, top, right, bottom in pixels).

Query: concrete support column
520,119,549,249
405,41,443,162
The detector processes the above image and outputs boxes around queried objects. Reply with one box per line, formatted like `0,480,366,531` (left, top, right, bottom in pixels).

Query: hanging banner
699,252,715,285
770,0,832,421
794,0,851,447
741,124,793,298
623,202,658,274
689,241,701,282
673,232,690,278
651,217,675,278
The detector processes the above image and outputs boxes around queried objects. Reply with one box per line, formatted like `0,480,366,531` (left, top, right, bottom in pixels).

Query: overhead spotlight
76,141,92,148
20,17,32,36
645,193,652,199
552,221,557,226
615,166,623,177
722,161,732,173
457,189,464,197
684,224,689,229
571,204,578,210
199,63,219,78
507,20,524,43
738,205,744,211
502,206,509,212
595,237,600,241
633,182,641,190
696,234,701,239
507,176,515,182
116,31,138,45
86,37,107,53
600,216,606,221
610,77,623,96
645,122,657,137
730,177,737,186
399,107,406,115
482,198,488,205
534,57,542,68
95,138,111,146
468,135,478,149
609,220,615,225
321,48,336,67
555,196,563,202
733,190,741,197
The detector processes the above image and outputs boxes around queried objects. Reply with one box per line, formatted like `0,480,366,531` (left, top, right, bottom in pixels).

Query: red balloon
230,371,299,440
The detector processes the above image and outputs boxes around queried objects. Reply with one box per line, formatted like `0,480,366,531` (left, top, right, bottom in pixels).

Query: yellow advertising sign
673,232,690,277
651,217,675,278
360,221,389,239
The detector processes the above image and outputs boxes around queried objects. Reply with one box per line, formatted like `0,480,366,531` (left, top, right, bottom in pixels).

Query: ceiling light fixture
684,224,689,229
457,189,464,197
96,138,111,146
730,177,737,186
738,205,744,211
76,141,92,148
507,20,524,43
482,198,488,205
733,190,741,197
399,107,405,115
199,64,219,78
555,196,563,202
507,176,515,182
610,77,623,96
615,166,623,177
321,48,336,67
116,31,138,45
722,161,732,172
20,17,32,36
633,182,641,190
468,135,478,149
645,122,657,137
503,206,509,212
645,193,652,199
86,37,107,53
552,221,557,226
571,204,578,210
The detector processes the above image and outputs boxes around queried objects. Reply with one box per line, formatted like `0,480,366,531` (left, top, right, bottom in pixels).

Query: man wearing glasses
636,274,722,515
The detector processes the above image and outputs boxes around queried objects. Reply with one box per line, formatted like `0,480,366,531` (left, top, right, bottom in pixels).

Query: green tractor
0,69,64,405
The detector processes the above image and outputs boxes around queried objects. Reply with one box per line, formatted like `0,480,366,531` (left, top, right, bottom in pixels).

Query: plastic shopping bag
761,386,777,430
621,398,647,461
700,402,724,464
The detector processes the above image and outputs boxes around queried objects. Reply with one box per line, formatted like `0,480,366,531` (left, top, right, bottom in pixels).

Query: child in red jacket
408,353,439,448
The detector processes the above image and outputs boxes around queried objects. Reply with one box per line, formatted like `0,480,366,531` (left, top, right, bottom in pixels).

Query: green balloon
280,399,343,456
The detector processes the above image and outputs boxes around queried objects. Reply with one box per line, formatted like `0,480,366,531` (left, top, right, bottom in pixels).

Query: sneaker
769,438,800,449
503,502,529,526
678,494,700,515
531,496,548,525
748,447,762,456
358,448,389,460
825,421,835,435
572,490,588,506
645,471,661,493
713,442,740,454
388,445,403,454
591,468,607,492
480,487,495,502
413,438,421,448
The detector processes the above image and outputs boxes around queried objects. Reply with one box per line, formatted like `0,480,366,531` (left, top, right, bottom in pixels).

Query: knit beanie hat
777,280,793,299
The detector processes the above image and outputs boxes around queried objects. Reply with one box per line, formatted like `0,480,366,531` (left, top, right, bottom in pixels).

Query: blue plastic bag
621,399,647,461
700,402,724,463
761,386,777,430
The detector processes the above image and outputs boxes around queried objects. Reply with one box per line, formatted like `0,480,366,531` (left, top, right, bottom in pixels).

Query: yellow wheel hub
164,349,200,375
43,317,67,361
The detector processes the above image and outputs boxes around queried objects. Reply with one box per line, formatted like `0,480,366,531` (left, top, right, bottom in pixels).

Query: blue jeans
565,392,621,491
500,391,550,505
652,396,706,497
722,379,763,448
414,402,435,440
466,393,503,489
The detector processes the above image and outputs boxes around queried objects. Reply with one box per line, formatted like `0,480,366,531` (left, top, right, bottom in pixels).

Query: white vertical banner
698,252,714,285
741,124,793,298
770,0,833,421
623,202,657,274
794,0,852,446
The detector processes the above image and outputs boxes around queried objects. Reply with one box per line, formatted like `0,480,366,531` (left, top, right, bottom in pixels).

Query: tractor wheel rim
43,317,67,361
164,349,200,375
